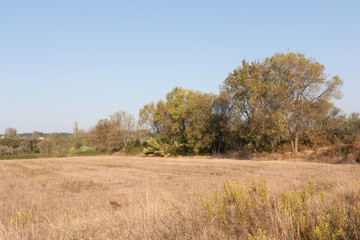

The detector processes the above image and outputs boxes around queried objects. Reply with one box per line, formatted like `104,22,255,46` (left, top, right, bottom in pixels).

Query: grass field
1,156,360,239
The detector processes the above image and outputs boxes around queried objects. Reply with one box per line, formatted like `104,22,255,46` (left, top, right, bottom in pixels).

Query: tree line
1,52,359,160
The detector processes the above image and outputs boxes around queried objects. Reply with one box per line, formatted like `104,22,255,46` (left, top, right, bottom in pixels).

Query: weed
64,179,80,193
10,200,37,228
203,178,360,239
202,178,271,237
248,228,276,240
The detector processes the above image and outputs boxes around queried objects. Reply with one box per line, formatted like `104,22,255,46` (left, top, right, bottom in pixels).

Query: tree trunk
270,140,278,154
217,141,221,153
291,132,299,152
211,142,216,154
252,141,257,153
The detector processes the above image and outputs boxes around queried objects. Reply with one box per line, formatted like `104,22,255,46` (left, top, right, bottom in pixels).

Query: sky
0,0,359,133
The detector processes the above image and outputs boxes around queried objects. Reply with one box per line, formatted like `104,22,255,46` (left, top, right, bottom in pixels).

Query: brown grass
0,156,359,239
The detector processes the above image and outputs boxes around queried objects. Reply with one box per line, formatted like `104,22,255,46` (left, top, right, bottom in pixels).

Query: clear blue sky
1,0,359,133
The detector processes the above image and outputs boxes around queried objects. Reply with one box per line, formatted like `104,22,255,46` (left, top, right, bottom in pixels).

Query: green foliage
38,133,72,156
0,145,14,155
69,145,96,156
3,52,355,158
0,153,39,160
123,141,144,155
0,137,39,156
0,137,21,149
143,137,183,157
321,110,360,145
140,87,226,155
222,52,343,153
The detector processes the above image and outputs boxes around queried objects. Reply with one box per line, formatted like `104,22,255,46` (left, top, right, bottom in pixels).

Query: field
1,156,360,239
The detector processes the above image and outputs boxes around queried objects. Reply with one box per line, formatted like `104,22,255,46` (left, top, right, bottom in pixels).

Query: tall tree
223,52,342,152
139,100,166,134
73,122,81,149
89,119,111,151
184,91,216,154
264,52,343,152
223,60,286,152
89,111,136,151
4,127,17,137
109,110,136,149
139,87,221,154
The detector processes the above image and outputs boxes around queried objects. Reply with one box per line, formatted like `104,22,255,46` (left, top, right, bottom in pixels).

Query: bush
348,142,360,153
123,142,144,155
144,138,184,157
38,137,71,156
0,145,15,155
69,146,96,156
0,137,21,149
202,178,271,237
202,178,360,239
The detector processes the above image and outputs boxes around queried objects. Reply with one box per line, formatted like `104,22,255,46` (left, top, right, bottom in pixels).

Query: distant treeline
17,132,72,139
1,52,359,161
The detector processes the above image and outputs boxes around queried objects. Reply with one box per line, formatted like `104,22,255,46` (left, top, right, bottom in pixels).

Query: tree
109,110,136,149
223,60,286,152
139,100,166,134
209,92,234,153
89,119,111,151
264,52,343,152
4,127,17,137
73,122,81,149
89,111,136,152
139,87,190,140
140,87,221,155
222,52,343,152
321,109,360,144
184,90,216,154
38,133,71,155
164,87,189,139
32,131,40,139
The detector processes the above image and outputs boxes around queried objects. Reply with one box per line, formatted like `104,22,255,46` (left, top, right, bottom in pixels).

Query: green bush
0,145,14,155
144,138,184,157
124,142,144,155
79,146,93,152
69,146,96,156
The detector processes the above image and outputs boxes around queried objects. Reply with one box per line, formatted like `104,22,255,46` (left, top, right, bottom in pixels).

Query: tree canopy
222,52,343,152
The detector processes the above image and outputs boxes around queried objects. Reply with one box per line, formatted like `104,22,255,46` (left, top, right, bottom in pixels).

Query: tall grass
202,178,360,239
0,156,359,239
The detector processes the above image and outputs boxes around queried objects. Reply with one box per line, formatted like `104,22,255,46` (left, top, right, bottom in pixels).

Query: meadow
1,156,359,239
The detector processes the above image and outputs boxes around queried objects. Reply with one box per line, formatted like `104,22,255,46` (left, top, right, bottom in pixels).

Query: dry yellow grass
0,156,359,239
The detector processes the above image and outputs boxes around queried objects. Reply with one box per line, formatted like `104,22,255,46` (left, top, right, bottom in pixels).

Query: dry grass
0,156,359,239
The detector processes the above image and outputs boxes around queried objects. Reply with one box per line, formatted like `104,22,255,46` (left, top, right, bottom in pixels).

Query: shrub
202,178,360,239
144,138,184,157
0,145,14,155
124,142,144,155
202,178,271,238
69,146,96,156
